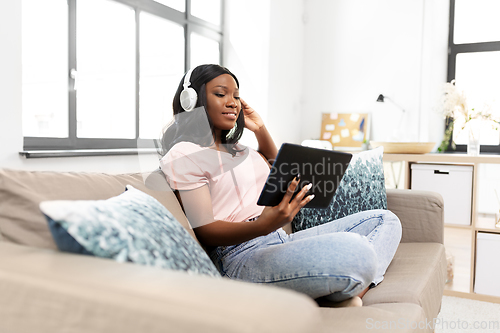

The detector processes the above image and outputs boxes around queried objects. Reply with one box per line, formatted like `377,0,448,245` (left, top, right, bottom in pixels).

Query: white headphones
180,68,197,112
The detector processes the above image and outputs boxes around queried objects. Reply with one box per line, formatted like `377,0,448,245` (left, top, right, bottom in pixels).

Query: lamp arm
386,97,406,113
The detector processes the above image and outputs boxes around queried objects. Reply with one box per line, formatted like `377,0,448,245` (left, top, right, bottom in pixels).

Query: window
447,0,500,153
22,0,223,152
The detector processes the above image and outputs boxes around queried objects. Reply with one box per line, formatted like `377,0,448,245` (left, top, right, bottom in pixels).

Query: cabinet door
475,232,500,297
411,164,473,225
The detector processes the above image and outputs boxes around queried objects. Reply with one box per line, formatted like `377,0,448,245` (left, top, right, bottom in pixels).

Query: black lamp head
376,94,385,102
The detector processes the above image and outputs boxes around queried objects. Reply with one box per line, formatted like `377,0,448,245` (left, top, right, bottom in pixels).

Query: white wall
223,0,271,149
266,0,305,147
419,0,451,145
0,0,23,170
224,0,450,147
224,0,305,149
300,0,449,145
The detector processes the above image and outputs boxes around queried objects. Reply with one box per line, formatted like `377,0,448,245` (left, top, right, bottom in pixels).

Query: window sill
19,148,159,159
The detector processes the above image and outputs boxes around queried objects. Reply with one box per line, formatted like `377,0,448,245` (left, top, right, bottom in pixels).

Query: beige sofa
0,168,447,333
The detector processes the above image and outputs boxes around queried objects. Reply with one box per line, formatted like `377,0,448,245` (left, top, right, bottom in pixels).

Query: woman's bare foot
336,296,363,308
331,296,363,308
315,296,363,308
315,284,372,308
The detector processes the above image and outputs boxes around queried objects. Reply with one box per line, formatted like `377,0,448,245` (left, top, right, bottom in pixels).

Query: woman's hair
159,64,244,156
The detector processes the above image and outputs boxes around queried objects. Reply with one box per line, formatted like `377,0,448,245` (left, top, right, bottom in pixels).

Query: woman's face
205,74,241,133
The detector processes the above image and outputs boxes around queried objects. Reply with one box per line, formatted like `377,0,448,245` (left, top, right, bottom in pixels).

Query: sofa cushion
386,189,444,244
292,147,387,232
40,185,219,277
0,168,195,250
362,242,447,321
0,242,321,333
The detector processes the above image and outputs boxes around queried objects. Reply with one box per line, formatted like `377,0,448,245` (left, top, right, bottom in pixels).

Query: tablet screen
257,143,352,208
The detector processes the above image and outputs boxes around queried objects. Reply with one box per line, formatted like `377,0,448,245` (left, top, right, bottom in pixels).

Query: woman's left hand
241,99,264,133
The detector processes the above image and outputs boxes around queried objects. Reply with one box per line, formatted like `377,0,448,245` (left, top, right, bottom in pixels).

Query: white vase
467,119,481,156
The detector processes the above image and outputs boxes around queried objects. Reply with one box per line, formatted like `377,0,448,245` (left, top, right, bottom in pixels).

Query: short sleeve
160,143,209,191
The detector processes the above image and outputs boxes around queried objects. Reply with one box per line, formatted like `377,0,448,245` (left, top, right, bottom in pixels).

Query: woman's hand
241,98,278,165
241,99,264,133
256,176,315,234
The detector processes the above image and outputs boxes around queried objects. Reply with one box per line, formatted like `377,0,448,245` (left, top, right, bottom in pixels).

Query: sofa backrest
0,168,197,250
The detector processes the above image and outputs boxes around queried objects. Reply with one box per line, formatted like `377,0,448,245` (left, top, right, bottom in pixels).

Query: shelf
476,214,500,233
384,152,500,302
383,153,500,164
444,224,472,230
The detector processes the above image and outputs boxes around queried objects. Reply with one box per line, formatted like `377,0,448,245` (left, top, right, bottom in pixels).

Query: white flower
441,80,468,119
440,80,498,129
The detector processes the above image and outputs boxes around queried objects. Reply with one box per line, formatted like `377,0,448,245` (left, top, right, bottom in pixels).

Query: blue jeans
209,209,402,302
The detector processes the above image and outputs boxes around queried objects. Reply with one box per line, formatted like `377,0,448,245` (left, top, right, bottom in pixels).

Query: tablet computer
257,143,352,208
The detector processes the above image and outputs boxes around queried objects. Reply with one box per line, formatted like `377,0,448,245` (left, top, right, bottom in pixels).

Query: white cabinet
475,232,500,297
411,164,473,226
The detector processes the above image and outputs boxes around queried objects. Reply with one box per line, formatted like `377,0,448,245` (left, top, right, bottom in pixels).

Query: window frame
23,0,224,152
446,0,500,153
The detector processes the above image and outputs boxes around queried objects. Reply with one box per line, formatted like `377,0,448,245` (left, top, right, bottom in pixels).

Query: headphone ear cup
180,87,198,112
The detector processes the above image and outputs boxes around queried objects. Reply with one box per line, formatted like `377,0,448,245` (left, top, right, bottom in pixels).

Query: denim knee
317,233,375,288
385,210,402,241
317,233,376,302
343,233,377,286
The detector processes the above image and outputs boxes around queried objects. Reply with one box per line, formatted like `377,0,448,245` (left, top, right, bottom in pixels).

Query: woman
160,64,401,307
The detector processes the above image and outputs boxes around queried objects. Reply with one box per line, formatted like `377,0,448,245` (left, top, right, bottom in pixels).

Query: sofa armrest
0,242,320,333
386,189,444,244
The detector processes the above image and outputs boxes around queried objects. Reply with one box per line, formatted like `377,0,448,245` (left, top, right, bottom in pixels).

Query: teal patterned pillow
292,147,387,232
40,185,220,277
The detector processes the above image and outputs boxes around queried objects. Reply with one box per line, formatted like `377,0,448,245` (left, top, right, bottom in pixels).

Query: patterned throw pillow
40,185,220,277
292,146,387,232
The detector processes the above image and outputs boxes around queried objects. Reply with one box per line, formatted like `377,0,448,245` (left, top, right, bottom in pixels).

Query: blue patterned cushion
292,147,387,232
40,185,220,277
47,217,92,255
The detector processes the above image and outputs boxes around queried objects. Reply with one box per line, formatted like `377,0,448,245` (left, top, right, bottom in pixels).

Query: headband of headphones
183,68,194,89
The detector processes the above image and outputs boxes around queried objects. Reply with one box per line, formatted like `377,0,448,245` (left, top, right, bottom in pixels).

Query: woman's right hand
257,176,314,233
241,98,264,133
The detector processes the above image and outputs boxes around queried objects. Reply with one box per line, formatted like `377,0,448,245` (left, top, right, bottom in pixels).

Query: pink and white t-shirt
160,141,270,223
